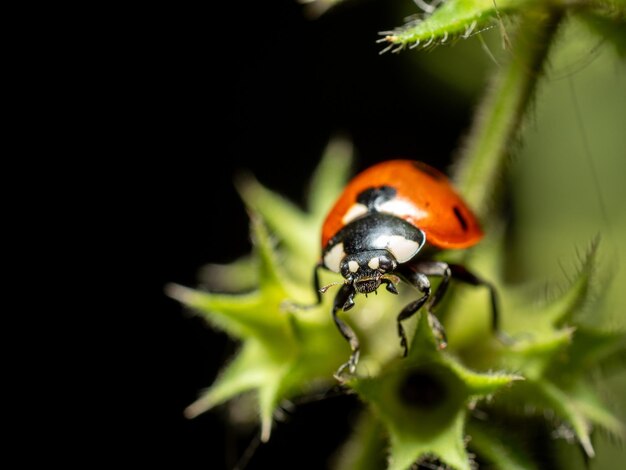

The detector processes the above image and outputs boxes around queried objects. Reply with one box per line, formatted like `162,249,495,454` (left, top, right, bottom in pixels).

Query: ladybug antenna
319,281,345,294
381,274,401,284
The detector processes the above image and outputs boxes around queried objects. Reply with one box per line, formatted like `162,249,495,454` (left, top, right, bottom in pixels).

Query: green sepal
350,313,522,470
307,137,353,223
237,175,311,262
531,379,596,457
197,255,258,293
546,326,626,385
166,212,347,441
542,237,599,327
165,285,274,341
569,381,626,440
183,339,271,419
500,327,575,380
236,137,354,283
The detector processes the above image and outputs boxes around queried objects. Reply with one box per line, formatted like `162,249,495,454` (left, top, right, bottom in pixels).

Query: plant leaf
379,0,533,52
542,237,599,327
197,255,257,292
547,326,626,384
569,381,626,440
184,340,267,418
532,380,595,457
237,174,311,259
307,137,354,222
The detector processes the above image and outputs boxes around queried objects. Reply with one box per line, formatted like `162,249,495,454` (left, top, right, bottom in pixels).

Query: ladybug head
340,250,398,294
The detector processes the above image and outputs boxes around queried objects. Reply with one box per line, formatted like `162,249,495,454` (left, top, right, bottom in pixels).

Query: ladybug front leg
395,266,431,357
332,283,360,379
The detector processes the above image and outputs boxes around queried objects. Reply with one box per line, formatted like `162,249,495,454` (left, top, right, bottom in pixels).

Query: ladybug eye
340,258,360,278
379,256,396,272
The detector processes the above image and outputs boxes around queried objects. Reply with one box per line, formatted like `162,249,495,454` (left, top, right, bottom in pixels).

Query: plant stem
453,9,565,221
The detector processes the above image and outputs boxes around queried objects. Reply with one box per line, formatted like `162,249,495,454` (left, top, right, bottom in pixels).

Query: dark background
137,0,476,467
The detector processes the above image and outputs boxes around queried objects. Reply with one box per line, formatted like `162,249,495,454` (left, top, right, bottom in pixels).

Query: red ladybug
313,160,500,377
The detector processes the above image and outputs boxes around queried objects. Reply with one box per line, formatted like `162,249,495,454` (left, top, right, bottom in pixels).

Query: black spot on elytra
453,206,468,231
412,161,445,180
357,186,397,211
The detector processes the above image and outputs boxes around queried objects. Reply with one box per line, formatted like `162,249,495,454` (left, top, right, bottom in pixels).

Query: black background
135,0,476,468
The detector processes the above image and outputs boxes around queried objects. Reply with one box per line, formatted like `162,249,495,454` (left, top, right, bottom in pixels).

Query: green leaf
569,381,626,440
501,327,575,380
532,380,595,457
542,237,599,327
237,174,312,260
167,203,365,443
547,326,626,384
386,408,470,470
236,137,354,284
307,137,354,222
184,340,268,418
250,212,290,293
165,284,273,339
197,255,257,293
257,366,290,441
379,0,535,52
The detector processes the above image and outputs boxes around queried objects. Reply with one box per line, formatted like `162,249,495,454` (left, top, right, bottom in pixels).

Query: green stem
454,9,565,221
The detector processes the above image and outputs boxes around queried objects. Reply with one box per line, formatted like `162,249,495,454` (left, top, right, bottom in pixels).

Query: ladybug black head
340,250,397,294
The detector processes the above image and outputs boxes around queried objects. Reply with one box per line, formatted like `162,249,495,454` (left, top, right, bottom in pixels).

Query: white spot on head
323,243,345,273
368,257,380,270
348,260,359,273
342,203,368,225
373,235,421,263
378,198,427,221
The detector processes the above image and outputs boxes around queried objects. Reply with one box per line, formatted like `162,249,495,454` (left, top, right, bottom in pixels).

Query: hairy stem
453,9,565,221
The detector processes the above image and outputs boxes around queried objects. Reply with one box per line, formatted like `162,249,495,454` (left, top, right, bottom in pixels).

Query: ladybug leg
428,313,448,349
407,261,508,344
381,278,399,295
311,261,324,305
401,261,450,349
411,260,452,312
446,264,506,341
396,267,431,357
332,283,360,379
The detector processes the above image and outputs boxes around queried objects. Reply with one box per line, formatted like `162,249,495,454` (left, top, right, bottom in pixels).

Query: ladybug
312,160,501,378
